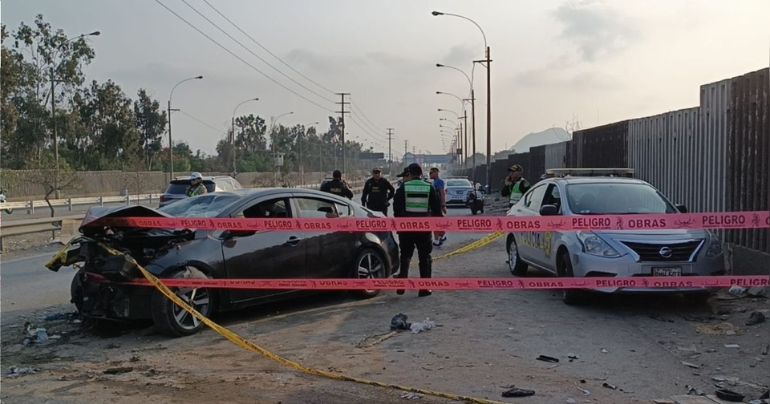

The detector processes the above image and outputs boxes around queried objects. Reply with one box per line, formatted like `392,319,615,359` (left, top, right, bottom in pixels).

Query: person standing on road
321,169,353,199
429,167,448,246
361,167,395,216
501,164,530,208
393,163,442,297
186,172,208,197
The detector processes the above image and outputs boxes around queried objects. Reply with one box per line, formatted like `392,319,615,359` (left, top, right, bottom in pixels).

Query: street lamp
436,91,468,171
433,10,491,191
51,30,100,198
231,97,259,175
436,64,476,179
168,75,203,180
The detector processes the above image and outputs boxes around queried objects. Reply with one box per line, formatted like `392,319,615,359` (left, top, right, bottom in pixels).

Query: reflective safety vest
509,180,525,205
404,179,431,213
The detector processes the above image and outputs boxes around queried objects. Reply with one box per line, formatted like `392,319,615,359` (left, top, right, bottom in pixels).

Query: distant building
401,153,454,170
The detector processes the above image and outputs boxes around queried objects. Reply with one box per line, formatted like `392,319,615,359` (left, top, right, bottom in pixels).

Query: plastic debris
715,389,745,402
602,383,617,390
7,367,38,378
600,348,609,353
536,355,559,363
390,313,411,331
746,312,766,326
724,344,741,349
409,319,435,334
400,392,422,400
502,387,535,398
729,285,748,297
681,361,700,369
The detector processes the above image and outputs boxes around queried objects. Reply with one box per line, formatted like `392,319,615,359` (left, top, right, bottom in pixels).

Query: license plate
652,266,682,276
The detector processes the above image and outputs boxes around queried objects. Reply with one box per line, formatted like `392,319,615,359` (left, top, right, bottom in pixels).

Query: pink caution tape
90,211,770,232
85,274,769,290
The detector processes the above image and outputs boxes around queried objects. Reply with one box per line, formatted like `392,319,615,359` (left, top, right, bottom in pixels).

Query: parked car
505,168,725,304
444,177,485,214
159,175,241,207
49,188,399,336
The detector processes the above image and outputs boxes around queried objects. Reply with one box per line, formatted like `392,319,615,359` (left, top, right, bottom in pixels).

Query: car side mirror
539,204,559,216
675,204,688,213
222,229,257,239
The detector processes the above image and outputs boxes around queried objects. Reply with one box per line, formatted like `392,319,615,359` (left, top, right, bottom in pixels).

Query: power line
154,0,333,113
349,106,383,138
348,96,385,133
200,0,337,95
348,113,387,145
348,115,385,148
177,110,225,134
179,0,336,105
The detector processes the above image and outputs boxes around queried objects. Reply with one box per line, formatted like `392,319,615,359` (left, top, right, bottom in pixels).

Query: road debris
747,287,768,298
103,367,133,375
575,384,591,396
536,355,559,363
390,313,411,331
400,392,422,400
565,399,577,404
681,361,700,369
356,331,398,348
729,285,748,298
715,388,745,402
653,399,675,404
567,353,579,362
762,344,769,355
696,322,737,335
602,383,617,390
724,344,740,349
502,387,535,398
600,348,608,353
686,385,704,396
409,319,435,334
746,311,766,326
7,367,38,378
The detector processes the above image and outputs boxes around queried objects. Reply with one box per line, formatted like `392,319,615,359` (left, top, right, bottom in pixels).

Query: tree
26,151,80,217
1,15,95,169
134,89,166,170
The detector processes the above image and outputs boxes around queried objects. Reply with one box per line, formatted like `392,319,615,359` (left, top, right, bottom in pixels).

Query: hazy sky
3,0,769,157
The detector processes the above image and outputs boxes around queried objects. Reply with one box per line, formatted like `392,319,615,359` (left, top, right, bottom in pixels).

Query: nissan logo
659,246,673,258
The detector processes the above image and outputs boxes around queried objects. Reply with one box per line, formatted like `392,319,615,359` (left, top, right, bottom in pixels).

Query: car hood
596,229,708,243
81,205,171,232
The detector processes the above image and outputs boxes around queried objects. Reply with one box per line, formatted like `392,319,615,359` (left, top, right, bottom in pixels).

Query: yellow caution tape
95,242,505,404
434,232,505,261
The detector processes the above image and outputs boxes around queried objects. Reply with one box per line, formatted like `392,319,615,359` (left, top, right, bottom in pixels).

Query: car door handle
284,236,301,246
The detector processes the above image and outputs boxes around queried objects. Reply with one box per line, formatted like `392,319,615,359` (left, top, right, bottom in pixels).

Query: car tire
70,270,85,313
352,248,387,298
557,250,585,305
507,237,528,276
151,267,214,337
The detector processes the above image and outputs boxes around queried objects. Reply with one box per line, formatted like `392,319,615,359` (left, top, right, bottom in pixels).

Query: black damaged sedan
49,189,399,336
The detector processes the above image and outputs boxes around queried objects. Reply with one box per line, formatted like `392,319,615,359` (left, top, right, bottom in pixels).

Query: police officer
501,164,530,208
320,169,353,199
186,172,208,197
361,167,395,216
393,163,442,297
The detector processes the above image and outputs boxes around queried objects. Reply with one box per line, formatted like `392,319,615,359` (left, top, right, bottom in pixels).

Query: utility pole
474,49,492,191
404,140,408,165
387,128,394,175
335,93,350,174
462,111,468,170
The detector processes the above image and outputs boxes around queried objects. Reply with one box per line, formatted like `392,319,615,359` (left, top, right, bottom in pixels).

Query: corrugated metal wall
726,68,770,253
545,141,568,169
573,121,629,168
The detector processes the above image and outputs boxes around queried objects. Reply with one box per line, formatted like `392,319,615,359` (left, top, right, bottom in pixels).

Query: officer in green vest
392,163,442,297
501,164,530,208
186,172,208,197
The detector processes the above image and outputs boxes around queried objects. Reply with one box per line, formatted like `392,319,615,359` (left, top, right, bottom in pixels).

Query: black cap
332,170,342,179
396,167,409,177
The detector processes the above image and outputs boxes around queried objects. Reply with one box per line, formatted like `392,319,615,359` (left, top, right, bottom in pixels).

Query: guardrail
0,214,84,252
3,193,163,214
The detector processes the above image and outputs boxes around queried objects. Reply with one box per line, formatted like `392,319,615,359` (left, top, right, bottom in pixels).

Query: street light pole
436,64,476,184
231,97,259,176
168,75,203,180
433,10,489,189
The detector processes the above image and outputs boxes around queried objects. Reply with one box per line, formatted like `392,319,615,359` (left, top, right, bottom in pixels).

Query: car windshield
165,181,216,195
446,179,472,187
159,194,240,217
566,183,677,214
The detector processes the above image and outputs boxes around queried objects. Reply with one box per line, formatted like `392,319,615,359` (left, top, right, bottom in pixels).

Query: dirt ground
2,233,769,404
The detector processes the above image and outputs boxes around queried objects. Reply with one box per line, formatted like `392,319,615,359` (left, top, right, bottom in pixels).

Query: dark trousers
367,203,388,217
397,232,433,279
